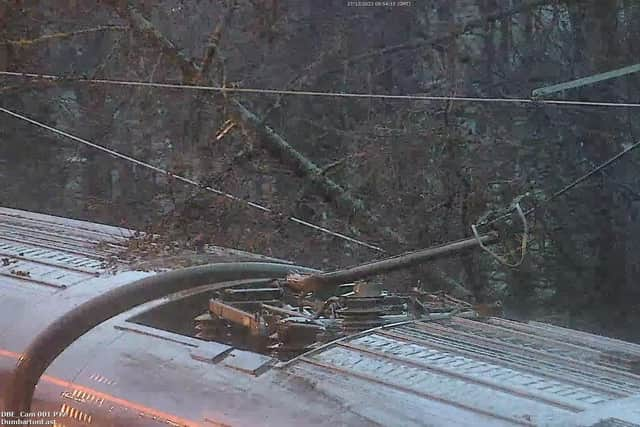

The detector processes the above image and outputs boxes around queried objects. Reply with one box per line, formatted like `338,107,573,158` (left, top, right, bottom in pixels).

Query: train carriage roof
1,206,640,427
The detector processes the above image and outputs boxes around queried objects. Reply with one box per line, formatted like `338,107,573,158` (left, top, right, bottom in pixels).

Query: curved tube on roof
3,261,318,415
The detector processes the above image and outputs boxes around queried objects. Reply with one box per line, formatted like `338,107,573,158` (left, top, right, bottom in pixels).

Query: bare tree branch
105,0,406,246
101,1,481,296
198,0,236,82
2,25,127,47
311,0,571,82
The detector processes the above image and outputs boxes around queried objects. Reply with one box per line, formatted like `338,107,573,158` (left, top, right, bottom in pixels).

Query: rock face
2,0,640,340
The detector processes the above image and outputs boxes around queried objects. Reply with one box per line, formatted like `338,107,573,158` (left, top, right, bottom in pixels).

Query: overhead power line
469,140,640,266
2,71,640,108
531,140,640,212
0,106,385,253
477,139,640,229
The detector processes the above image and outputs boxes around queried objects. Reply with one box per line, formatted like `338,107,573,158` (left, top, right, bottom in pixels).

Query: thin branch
99,1,483,293
2,25,127,47
106,0,406,246
108,2,201,82
257,39,347,127
320,156,351,176
311,0,567,82
257,69,307,127
90,33,125,79
199,1,236,81
0,80,55,95
148,52,163,82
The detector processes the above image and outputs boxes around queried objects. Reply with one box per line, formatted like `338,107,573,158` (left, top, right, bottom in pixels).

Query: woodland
2,0,640,340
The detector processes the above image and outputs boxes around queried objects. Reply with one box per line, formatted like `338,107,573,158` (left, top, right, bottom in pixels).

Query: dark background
2,0,640,340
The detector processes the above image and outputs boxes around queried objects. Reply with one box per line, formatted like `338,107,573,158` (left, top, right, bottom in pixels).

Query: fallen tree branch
111,3,200,82
104,1,485,292
231,102,356,209
106,0,405,245
187,1,236,148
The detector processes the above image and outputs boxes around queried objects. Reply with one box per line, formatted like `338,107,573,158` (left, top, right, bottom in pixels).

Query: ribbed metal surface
496,318,640,360
304,345,569,424
446,317,640,375
286,317,640,426
0,207,130,289
0,241,106,272
0,209,128,259
396,322,640,395
348,333,611,407
0,208,132,241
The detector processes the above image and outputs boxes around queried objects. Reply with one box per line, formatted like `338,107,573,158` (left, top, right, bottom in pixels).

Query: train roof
1,207,640,426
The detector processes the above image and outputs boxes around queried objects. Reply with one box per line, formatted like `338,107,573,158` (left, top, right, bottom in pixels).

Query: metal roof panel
283,317,640,426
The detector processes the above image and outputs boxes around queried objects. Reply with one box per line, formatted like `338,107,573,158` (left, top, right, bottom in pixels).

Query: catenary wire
479,140,640,228
0,106,385,253
1,71,640,108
